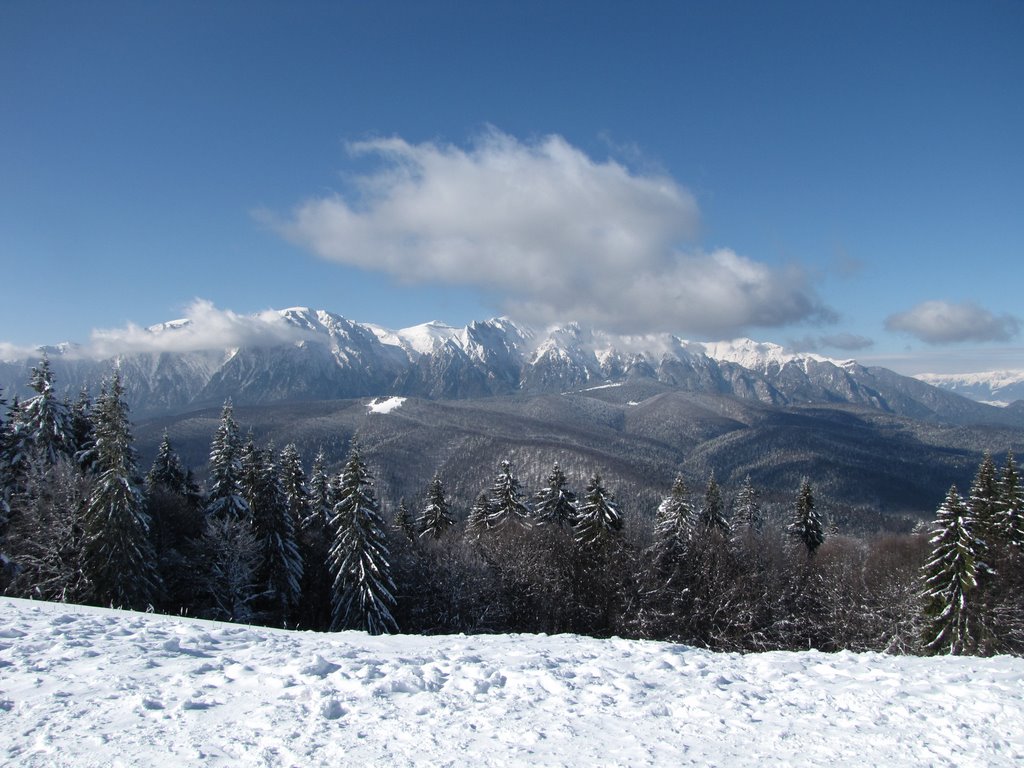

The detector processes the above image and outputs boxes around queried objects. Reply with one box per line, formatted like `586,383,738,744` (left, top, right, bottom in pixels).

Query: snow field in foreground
1,597,1022,767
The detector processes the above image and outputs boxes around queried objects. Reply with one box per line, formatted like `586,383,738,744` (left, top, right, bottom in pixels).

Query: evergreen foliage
574,473,623,549
393,498,417,542
81,373,160,609
465,491,491,539
699,471,730,536
733,475,761,536
205,401,249,520
487,460,532,530
533,462,578,528
921,485,990,655
19,357,74,467
653,474,693,563
789,478,824,556
998,452,1024,550
968,452,1000,546
417,475,454,540
327,446,397,634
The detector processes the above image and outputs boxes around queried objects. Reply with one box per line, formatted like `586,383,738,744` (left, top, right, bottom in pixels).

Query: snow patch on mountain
367,396,406,414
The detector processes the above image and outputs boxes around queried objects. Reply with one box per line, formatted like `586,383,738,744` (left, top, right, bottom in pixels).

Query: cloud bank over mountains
272,130,834,337
886,300,1020,345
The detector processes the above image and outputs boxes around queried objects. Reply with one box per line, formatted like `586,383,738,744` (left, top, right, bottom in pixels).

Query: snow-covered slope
917,370,1024,407
2,598,1022,767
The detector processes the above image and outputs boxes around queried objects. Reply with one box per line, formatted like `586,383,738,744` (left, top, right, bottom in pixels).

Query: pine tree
417,474,454,540
19,357,74,467
533,462,578,528
487,460,532,530
241,440,303,625
205,401,249,520
998,452,1024,550
789,478,824,556
81,372,160,609
732,475,761,536
279,443,310,541
465,491,492,539
969,452,1000,547
574,473,623,549
653,474,693,562
328,446,397,634
699,471,730,536
921,485,990,654
393,498,417,542
69,388,97,474
147,432,188,495
304,448,332,535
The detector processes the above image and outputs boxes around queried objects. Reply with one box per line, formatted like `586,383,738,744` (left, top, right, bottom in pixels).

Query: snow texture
367,397,406,414
2,597,1023,767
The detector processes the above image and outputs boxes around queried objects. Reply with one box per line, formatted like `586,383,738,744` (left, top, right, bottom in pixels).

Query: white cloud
86,299,313,358
272,130,833,337
885,300,1020,345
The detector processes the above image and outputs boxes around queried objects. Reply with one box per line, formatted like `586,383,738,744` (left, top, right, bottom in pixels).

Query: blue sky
1,1,1022,374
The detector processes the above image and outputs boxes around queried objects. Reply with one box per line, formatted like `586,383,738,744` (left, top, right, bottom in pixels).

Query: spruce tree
969,452,1000,547
241,440,303,625
328,446,397,634
81,373,160,609
298,447,333,630
393,498,417,542
465,491,492,539
998,452,1024,550
789,478,824,556
921,485,990,654
533,462,578,528
19,357,74,467
205,401,249,520
487,460,532,530
417,474,454,540
732,475,761,536
574,473,623,549
147,432,187,495
305,448,333,535
699,471,730,536
653,474,693,562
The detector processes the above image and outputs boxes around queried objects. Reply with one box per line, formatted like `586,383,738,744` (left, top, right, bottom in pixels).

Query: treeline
1,360,1022,656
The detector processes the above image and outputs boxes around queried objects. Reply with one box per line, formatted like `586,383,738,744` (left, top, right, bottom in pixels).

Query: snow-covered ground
2,598,1022,767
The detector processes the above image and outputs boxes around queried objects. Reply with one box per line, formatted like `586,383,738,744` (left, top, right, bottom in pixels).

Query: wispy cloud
271,129,834,337
789,333,874,354
885,300,1020,345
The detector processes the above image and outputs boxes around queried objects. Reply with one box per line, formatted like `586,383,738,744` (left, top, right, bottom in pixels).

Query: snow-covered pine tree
393,498,417,542
998,452,1024,550
279,443,310,542
147,432,188,496
305,449,333,536
921,485,990,655
732,475,761,536
574,473,623,549
417,474,454,540
653,474,693,562
205,401,249,520
465,491,492,539
328,446,397,634
241,440,303,625
487,460,532,530
699,471,730,536
969,452,1000,547
788,478,824,556
81,372,160,609
533,462,578,528
18,357,74,467
69,388,97,474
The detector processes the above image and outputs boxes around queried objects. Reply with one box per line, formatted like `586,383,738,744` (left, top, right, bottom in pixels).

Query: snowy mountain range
0,307,1017,425
915,370,1024,407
